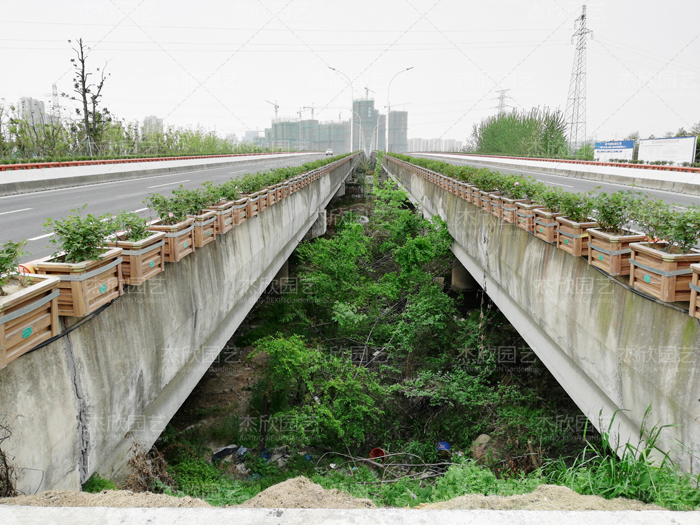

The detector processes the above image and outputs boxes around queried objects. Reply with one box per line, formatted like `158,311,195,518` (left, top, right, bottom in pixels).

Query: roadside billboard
594,140,635,162
638,136,697,164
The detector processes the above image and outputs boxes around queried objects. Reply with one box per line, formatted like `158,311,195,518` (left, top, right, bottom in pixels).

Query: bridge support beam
303,210,327,241
333,181,346,199
451,259,479,292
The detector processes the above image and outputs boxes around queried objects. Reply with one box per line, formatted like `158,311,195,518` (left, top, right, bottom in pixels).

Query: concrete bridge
383,155,700,472
0,153,361,493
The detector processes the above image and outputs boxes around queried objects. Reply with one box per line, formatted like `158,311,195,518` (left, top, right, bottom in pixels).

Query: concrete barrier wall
421,154,700,196
0,154,360,494
0,153,318,197
384,157,700,472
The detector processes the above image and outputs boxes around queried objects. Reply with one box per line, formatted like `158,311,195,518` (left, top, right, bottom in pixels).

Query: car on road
325,149,333,156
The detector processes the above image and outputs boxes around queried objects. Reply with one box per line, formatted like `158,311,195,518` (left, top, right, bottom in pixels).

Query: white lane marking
132,207,149,213
228,170,247,174
537,180,573,188
147,180,190,189
0,207,32,215
29,232,54,241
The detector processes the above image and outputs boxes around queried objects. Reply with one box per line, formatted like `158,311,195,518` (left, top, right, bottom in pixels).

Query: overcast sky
2,0,698,143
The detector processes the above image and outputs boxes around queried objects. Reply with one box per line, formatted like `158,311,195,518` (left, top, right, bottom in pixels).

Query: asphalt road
414,154,700,209
0,153,326,263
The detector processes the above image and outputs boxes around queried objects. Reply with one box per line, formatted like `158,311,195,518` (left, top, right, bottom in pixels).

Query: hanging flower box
501,198,528,224
465,185,476,204
246,193,260,218
515,202,544,233
279,182,289,200
556,217,598,257
206,201,236,235
689,264,700,318
231,198,248,226
490,194,503,218
105,231,166,286
588,229,646,277
188,210,217,248
534,209,562,244
1,274,60,370
148,217,195,263
458,183,470,200
472,188,483,207
35,248,123,318
630,243,700,303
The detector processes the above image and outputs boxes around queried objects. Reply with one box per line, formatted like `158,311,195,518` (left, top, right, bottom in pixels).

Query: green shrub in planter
535,186,564,212
219,179,241,201
111,211,152,242
666,207,700,254
171,187,209,215
200,181,224,206
145,193,190,225
633,199,671,245
0,240,28,294
593,191,646,234
558,191,595,223
44,206,114,263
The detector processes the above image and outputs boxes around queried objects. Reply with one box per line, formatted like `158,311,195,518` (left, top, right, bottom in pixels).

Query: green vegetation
0,240,27,294
468,107,575,159
43,206,114,263
391,152,700,253
144,153,350,223
111,211,152,242
82,473,118,493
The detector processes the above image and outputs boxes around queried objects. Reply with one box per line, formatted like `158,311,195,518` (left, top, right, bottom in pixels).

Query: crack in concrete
64,334,89,484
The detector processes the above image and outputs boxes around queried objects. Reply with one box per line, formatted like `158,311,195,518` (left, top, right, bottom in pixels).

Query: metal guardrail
427,153,700,174
0,152,314,172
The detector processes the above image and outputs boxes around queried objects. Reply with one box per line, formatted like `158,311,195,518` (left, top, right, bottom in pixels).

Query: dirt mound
239,476,375,509
418,484,662,511
0,490,211,508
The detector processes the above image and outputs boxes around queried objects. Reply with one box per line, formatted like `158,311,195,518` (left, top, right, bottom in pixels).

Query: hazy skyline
2,0,699,143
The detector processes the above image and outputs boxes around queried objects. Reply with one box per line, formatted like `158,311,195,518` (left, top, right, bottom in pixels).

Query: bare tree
63,38,111,155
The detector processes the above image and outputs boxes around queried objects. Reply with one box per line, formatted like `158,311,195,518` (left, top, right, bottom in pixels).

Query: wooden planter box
630,243,700,303
35,248,123,318
472,189,483,207
232,198,248,225
188,210,217,248
515,202,544,233
459,183,470,200
689,264,700,318
556,217,598,257
246,194,260,218
489,195,503,218
148,217,195,263
106,232,166,286
588,229,646,277
534,209,561,244
279,183,289,200
480,191,496,213
1,274,60,370
206,201,236,235
501,198,528,224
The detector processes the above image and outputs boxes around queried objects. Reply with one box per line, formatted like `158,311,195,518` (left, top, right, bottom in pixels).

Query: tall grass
545,408,700,510
469,107,569,158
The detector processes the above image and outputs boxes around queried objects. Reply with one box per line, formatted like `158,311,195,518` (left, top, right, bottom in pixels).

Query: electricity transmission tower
495,89,510,114
565,5,594,152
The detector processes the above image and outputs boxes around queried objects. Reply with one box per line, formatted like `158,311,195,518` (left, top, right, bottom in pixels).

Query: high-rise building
19,97,47,126
143,115,163,134
388,111,408,153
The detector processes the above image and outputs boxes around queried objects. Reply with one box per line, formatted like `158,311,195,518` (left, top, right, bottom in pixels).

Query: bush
593,191,645,233
82,473,118,493
44,206,114,263
0,240,27,293
558,191,595,223
112,211,152,242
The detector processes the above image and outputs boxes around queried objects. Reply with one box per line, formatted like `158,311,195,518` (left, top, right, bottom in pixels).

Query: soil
238,476,375,509
0,490,211,508
0,481,664,511
0,279,27,297
418,484,663,511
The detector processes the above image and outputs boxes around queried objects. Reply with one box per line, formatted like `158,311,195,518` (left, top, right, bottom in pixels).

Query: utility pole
565,5,593,152
52,83,60,121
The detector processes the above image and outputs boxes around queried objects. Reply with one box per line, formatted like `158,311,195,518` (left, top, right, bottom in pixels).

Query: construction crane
265,100,279,120
364,87,375,100
302,104,316,120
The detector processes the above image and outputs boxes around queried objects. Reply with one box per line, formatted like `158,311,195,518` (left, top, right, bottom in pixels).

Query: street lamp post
329,67,355,153
386,67,413,153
